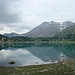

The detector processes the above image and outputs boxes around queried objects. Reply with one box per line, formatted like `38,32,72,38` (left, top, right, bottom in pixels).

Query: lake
0,43,75,67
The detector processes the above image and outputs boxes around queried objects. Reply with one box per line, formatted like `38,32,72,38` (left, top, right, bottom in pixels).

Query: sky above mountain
0,0,75,34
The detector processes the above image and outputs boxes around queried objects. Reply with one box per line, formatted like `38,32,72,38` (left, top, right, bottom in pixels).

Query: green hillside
55,25,75,40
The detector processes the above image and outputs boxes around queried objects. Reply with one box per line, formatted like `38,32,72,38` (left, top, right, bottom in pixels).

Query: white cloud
0,24,30,34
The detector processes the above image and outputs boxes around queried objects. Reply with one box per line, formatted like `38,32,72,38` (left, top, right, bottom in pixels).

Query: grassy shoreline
1,41,75,44
0,60,75,75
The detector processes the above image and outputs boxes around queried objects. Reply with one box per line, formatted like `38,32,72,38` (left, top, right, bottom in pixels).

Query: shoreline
0,60,75,75
0,41,75,44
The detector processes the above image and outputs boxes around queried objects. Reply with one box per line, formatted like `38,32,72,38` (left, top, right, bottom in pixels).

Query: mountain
24,21,60,37
3,21,75,38
24,21,75,37
3,32,22,37
55,25,75,40
60,21,75,31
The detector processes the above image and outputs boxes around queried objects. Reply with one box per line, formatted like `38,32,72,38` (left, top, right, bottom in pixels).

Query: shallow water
0,43,75,66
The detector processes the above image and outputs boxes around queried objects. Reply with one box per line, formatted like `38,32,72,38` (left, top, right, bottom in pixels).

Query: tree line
0,34,75,43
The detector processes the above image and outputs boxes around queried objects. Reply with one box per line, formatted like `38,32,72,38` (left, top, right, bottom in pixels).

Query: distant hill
3,32,22,37
55,25,75,40
24,21,75,37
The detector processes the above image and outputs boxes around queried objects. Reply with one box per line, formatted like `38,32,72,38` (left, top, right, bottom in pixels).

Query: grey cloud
8,24,31,30
0,0,20,24
0,0,38,32
0,27,4,30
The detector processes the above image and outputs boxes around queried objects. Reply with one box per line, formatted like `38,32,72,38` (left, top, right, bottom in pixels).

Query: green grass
0,61,75,75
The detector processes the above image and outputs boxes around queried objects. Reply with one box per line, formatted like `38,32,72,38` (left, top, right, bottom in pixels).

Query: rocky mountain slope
24,21,60,37
55,25,75,40
24,21,75,37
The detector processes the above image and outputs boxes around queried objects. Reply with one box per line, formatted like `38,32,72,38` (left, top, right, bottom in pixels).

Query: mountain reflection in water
0,43,75,66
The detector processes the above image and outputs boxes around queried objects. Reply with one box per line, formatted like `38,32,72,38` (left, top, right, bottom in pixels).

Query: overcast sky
0,0,75,34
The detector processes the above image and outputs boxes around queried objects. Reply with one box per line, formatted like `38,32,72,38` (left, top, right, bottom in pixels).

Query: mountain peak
4,32,20,37
25,21,60,37
63,21,74,24
50,21,55,23
49,21,59,25
64,20,73,22
41,21,49,25
25,21,75,37
3,21,75,38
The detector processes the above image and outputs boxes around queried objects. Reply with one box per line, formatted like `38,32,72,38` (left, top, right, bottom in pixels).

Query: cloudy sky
0,0,75,34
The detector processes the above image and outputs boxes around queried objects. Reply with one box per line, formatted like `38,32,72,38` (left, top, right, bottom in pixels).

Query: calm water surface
0,43,75,66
